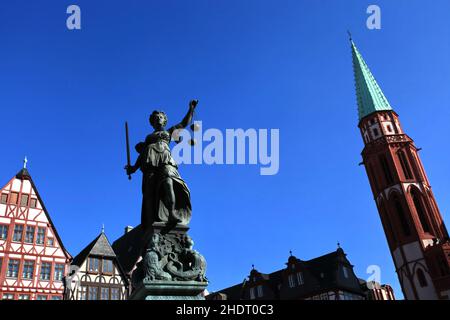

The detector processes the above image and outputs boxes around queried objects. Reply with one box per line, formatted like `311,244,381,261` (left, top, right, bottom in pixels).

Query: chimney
124,226,133,234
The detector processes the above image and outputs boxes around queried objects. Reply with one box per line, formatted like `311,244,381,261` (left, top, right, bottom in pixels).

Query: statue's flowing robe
137,131,192,231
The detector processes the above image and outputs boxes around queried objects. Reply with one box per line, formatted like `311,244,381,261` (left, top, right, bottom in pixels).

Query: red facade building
0,166,71,300
351,39,450,300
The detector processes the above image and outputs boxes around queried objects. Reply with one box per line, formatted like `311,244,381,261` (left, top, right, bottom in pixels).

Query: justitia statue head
149,110,168,130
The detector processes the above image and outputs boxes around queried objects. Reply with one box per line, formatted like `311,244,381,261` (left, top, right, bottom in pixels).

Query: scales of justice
123,99,208,300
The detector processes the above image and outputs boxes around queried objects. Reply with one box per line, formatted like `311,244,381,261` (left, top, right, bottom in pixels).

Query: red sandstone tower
351,38,450,300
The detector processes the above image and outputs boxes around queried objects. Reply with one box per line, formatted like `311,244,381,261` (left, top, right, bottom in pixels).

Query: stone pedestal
129,279,208,300
128,222,208,300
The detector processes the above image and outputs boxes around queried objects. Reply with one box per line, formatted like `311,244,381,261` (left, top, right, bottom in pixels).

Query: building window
417,269,428,287
249,287,255,300
296,272,304,285
0,225,8,240
2,293,14,300
36,295,48,300
379,155,394,184
257,285,263,298
18,294,30,300
343,266,349,278
88,287,98,300
54,264,65,281
102,259,113,274
387,125,392,132
372,128,379,137
398,151,413,180
78,286,87,300
88,257,100,273
7,259,20,278
393,196,411,236
30,198,37,208
47,237,54,246
0,193,7,204
9,192,18,205
40,262,52,280
13,224,24,242
411,190,431,234
20,194,29,207
320,293,329,300
36,227,46,245
288,274,295,288
111,288,120,300
101,287,110,300
51,296,62,300
25,226,35,244
22,261,35,279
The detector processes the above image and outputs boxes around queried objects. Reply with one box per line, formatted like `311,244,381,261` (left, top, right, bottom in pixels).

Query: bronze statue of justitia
125,100,197,231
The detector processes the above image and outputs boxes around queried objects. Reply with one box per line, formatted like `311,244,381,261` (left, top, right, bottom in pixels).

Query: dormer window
249,287,255,299
288,274,295,288
343,266,349,278
296,272,304,285
257,285,263,298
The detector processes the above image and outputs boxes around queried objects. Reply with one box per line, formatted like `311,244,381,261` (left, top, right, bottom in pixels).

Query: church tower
350,38,450,300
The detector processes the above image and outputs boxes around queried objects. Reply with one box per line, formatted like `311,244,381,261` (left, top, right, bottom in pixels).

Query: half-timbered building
0,166,71,300
65,231,129,300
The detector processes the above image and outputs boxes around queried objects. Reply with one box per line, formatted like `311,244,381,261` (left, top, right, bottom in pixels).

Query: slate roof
111,225,144,274
72,232,116,267
208,247,365,300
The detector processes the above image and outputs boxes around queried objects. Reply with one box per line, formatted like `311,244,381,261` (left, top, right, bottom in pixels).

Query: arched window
417,268,428,287
368,164,379,191
411,189,431,233
379,201,397,244
379,155,394,184
398,151,413,180
393,195,411,236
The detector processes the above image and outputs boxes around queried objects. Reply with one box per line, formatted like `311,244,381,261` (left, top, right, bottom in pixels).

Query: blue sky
1,1,450,299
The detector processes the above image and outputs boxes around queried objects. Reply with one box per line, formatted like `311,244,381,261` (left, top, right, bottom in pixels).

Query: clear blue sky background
1,1,450,299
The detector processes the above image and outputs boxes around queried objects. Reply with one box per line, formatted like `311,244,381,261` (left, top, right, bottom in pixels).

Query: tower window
398,151,413,180
417,269,428,287
387,125,393,132
368,164,379,191
393,196,411,236
0,193,7,204
379,155,394,184
373,128,379,137
411,190,431,234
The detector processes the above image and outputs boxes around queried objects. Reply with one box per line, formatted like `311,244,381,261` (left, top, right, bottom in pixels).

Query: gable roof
72,232,116,267
2,168,72,261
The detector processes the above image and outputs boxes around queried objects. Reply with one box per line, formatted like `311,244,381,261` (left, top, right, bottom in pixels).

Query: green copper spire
351,38,393,120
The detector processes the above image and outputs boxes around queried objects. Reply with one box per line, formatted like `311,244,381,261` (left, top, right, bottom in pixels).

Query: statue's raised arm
168,100,198,135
